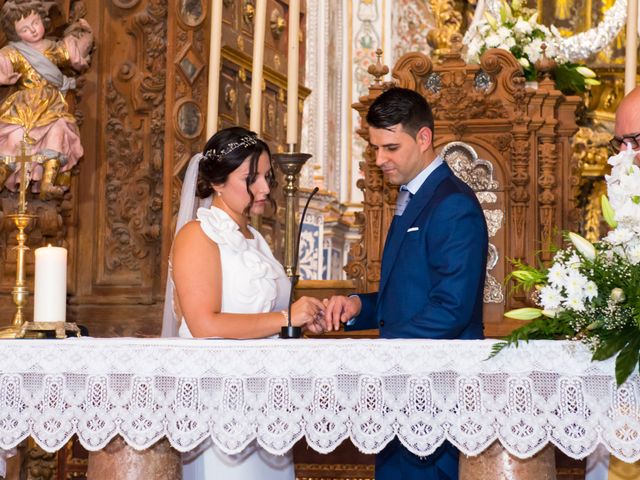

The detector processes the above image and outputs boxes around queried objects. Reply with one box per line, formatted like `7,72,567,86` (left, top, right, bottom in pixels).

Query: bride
162,126,325,478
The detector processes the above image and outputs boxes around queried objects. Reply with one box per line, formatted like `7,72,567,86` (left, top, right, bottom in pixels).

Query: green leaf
592,332,630,361
554,63,588,94
615,336,640,386
488,341,510,359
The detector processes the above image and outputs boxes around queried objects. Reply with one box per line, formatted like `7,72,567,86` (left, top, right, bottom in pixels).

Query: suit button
379,320,385,327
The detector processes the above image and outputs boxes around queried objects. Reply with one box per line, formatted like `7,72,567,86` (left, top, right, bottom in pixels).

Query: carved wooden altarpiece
346,47,582,337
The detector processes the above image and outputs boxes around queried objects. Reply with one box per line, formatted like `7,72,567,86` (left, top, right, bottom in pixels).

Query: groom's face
369,123,431,185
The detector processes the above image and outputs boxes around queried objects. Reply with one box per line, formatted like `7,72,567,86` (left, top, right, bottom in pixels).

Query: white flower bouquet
465,0,599,93
496,149,640,385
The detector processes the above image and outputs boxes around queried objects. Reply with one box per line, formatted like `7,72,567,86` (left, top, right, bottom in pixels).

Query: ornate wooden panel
62,0,168,336
346,46,581,337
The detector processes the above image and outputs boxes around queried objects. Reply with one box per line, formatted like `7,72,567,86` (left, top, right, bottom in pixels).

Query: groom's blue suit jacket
347,161,488,340
346,161,488,480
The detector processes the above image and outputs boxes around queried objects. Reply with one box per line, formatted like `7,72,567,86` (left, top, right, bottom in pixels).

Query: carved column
510,121,532,260
538,138,558,261
87,437,181,480
534,74,560,262
347,50,392,293
460,443,556,480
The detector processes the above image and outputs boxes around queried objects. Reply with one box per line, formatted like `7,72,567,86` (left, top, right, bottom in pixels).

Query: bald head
615,86,640,138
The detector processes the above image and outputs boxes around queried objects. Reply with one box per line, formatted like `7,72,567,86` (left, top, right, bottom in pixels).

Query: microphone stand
273,145,314,339
280,187,319,338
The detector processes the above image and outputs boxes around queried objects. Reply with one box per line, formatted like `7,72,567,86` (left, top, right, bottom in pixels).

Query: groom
323,88,488,479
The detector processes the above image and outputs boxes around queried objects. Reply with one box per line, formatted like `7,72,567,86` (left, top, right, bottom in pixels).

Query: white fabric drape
161,153,212,337
0,338,639,461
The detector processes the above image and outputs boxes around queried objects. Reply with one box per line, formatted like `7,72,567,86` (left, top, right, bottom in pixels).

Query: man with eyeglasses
585,86,640,480
611,86,640,164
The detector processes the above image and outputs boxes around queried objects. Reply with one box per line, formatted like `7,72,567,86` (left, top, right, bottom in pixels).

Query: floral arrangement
465,0,599,94
495,148,640,385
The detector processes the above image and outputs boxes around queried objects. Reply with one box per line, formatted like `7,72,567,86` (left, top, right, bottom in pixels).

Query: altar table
0,338,638,466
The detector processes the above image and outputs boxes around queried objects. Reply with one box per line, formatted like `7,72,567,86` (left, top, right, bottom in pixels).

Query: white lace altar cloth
0,338,638,461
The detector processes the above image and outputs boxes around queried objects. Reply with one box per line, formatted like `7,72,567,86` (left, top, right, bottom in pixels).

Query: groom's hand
323,295,361,331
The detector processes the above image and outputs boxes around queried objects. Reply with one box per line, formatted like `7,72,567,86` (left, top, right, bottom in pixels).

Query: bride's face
216,151,272,217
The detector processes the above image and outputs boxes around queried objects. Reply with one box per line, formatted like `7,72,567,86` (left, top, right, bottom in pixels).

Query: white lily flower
576,66,597,78
504,307,543,320
518,57,530,68
568,232,596,261
601,195,617,228
484,12,498,29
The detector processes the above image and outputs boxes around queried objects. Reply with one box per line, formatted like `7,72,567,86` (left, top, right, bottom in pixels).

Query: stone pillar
459,442,556,480
87,437,181,480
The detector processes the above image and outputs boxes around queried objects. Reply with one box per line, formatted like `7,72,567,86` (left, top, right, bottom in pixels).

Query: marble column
87,437,181,480
459,442,556,480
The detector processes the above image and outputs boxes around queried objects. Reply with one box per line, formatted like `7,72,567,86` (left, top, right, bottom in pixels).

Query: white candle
34,245,67,323
249,0,267,134
625,0,638,94
286,0,301,146
206,0,224,137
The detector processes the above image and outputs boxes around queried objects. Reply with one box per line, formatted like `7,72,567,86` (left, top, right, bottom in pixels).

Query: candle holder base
17,321,81,339
0,324,23,339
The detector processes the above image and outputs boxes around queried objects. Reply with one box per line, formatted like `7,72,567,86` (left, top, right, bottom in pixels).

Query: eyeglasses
609,132,640,153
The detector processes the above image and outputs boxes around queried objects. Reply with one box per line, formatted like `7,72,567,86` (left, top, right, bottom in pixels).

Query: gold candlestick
0,136,38,338
0,135,79,339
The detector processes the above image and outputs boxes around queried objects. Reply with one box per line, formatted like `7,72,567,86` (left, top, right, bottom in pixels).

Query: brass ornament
243,0,255,25
224,85,237,109
270,9,286,39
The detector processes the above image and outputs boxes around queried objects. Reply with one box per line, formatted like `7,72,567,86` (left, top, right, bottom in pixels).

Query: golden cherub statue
0,0,93,199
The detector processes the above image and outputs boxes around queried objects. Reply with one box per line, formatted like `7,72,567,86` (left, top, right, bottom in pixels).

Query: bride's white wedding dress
178,206,295,480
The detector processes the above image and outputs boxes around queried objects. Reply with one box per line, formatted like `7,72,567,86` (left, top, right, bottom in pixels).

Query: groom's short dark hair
366,88,434,138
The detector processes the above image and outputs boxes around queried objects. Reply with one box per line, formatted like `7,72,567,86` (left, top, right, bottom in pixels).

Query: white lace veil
161,153,212,337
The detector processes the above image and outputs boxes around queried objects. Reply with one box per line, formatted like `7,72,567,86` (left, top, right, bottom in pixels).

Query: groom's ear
415,126,433,153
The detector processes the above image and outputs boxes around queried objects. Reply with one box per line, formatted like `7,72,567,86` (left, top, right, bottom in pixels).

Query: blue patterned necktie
395,186,413,216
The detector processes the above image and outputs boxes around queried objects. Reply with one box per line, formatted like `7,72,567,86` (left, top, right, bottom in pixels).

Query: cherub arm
0,52,20,85
62,19,94,71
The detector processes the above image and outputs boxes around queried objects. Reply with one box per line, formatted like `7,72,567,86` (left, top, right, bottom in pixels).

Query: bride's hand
290,296,325,328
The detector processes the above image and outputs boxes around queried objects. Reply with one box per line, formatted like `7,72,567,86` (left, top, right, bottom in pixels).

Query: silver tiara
204,134,258,162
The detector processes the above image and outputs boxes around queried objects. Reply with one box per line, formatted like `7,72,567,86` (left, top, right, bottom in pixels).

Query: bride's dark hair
196,127,277,209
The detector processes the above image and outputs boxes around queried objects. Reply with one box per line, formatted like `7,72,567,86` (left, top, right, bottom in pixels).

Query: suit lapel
378,163,452,297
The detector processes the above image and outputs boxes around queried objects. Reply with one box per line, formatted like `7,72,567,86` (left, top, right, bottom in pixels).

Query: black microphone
280,186,320,339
